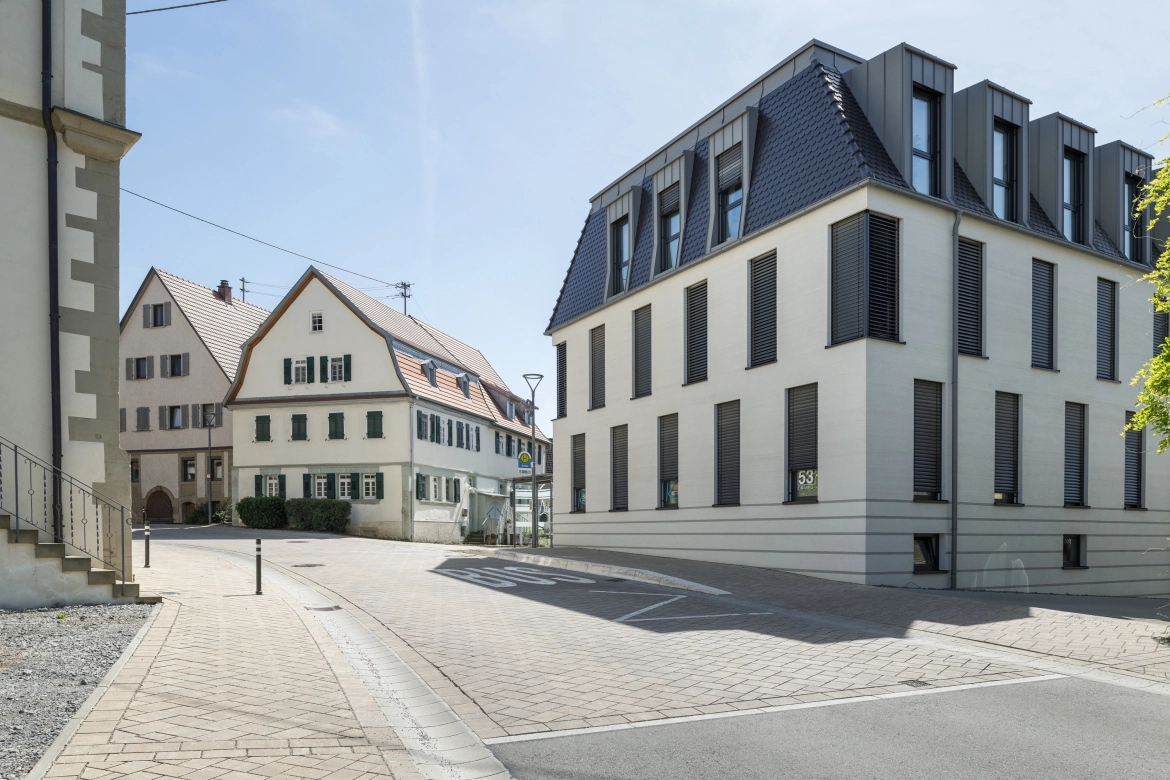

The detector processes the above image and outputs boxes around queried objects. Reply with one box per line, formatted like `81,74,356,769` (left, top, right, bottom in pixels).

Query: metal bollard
255,538,262,595
144,518,150,569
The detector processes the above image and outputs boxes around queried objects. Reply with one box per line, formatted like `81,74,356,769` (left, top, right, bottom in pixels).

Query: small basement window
913,535,940,572
1063,534,1086,568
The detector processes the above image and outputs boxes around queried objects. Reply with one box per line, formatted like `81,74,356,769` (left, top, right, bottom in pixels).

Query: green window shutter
320,356,328,383
303,473,312,498
254,474,263,497
453,478,460,502
430,414,438,442
284,358,292,385
278,474,286,499
344,354,351,381
376,472,384,499
306,357,315,383
448,419,454,446
416,473,425,500
417,410,425,439
350,472,360,499
476,427,481,452
367,410,383,438
326,473,336,499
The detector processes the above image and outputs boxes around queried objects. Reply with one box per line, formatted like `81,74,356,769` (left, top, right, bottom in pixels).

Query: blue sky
121,0,1169,431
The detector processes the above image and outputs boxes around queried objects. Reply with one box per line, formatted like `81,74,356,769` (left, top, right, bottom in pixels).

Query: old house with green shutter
120,269,269,523
224,266,549,543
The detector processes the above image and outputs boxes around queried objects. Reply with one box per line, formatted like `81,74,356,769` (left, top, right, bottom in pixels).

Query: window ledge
994,502,1026,507
712,503,740,507
1097,378,1122,384
683,378,708,387
587,405,605,412
1124,506,1147,511
1062,565,1090,570
913,498,949,504
630,393,651,401
608,508,628,513
656,505,679,511
826,337,905,349
783,499,818,505
1064,504,1092,509
960,353,990,360
746,359,778,371
1031,365,1059,373
913,569,949,575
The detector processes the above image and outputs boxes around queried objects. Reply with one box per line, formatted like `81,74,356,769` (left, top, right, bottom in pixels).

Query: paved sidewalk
41,543,417,780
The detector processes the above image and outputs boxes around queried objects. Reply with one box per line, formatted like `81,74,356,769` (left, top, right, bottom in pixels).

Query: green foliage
235,496,288,529
1128,95,1170,453
186,502,228,525
285,498,352,534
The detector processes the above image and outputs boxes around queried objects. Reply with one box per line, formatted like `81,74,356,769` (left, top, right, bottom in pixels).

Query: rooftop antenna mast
239,277,248,304
392,281,413,315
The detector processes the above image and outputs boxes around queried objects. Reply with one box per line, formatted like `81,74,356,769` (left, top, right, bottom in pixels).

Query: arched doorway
146,490,173,523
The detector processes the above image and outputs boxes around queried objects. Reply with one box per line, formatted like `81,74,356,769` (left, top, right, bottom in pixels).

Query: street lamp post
523,373,543,549
203,410,215,525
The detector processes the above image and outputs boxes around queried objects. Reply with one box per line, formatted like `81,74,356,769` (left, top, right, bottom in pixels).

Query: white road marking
591,590,773,623
483,674,1068,745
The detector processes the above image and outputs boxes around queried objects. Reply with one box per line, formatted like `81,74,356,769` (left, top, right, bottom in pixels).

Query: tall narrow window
717,143,743,243
611,425,628,511
1124,175,1145,263
556,342,567,418
831,212,899,344
1154,310,1168,357
1097,278,1117,381
957,239,983,356
994,392,1019,504
911,89,939,196
1031,260,1055,369
992,123,1015,221
633,305,652,398
1064,402,1086,507
685,281,708,384
571,434,586,512
589,325,605,409
611,217,630,295
749,253,777,367
715,401,740,506
658,413,678,509
1062,150,1084,244
913,380,943,501
291,414,307,441
1125,412,1143,509
787,384,818,502
658,183,681,272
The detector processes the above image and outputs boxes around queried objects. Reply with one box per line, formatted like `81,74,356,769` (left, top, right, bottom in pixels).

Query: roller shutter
1125,412,1143,509
787,384,818,471
1064,402,1085,506
994,392,1019,500
1154,311,1168,357
590,325,605,409
831,214,865,344
611,425,628,511
659,413,678,484
715,401,740,505
749,253,777,367
957,238,983,356
556,342,567,418
633,305,652,398
659,182,680,214
913,380,943,498
571,433,585,492
717,143,742,191
1097,278,1117,381
685,282,707,384
867,213,899,341
1031,260,1054,369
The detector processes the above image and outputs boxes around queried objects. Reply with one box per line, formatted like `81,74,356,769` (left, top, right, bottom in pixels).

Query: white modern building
547,39,1169,596
119,270,269,524
225,267,549,543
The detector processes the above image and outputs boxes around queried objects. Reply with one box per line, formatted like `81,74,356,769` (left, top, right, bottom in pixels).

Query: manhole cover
291,564,324,568
902,679,931,688
305,605,342,612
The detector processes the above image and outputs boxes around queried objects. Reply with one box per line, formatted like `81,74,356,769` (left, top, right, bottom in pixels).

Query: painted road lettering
438,566,596,588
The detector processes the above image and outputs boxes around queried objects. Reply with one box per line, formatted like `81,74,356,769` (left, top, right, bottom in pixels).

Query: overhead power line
120,188,394,287
128,0,227,14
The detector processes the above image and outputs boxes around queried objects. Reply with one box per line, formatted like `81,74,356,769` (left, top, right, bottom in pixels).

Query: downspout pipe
42,0,64,543
949,209,964,590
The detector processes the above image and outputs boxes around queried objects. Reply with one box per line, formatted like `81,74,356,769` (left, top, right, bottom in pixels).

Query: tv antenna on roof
392,281,413,315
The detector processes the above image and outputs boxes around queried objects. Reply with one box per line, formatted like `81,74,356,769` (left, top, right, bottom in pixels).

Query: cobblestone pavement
42,543,414,780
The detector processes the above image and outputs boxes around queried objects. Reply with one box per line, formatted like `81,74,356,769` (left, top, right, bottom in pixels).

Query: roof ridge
154,268,270,315
546,211,593,334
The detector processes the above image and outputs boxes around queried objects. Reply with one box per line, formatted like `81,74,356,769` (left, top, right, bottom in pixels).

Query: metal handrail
0,434,131,594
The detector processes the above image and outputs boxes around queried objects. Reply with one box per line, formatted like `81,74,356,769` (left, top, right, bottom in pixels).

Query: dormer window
506,400,515,419
658,183,681,272
717,143,743,243
912,89,939,196
423,360,437,386
992,123,1016,221
311,312,323,333
1063,150,1085,243
1124,175,1145,263
611,217,630,295
457,373,470,398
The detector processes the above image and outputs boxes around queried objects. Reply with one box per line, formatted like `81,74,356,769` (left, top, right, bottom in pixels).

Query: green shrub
235,496,287,529
186,502,228,525
285,498,351,534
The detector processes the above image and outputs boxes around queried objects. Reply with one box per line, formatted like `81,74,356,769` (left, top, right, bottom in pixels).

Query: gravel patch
0,604,153,779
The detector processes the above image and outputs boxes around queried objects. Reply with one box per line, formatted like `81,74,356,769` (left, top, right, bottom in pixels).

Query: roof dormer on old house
224,267,549,543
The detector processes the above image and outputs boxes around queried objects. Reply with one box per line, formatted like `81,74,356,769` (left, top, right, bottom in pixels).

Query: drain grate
902,679,931,688
291,564,324,567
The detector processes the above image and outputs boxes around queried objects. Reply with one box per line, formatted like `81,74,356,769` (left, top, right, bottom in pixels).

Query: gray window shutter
1154,311,1169,358
1064,402,1085,506
125,358,133,380
158,405,167,430
715,400,740,505
867,214,899,341
416,410,425,439
191,404,201,428
633,306,652,398
344,354,351,381
749,253,777,367
303,473,312,498
685,282,707,384
787,383,818,472
182,353,189,376
590,325,605,409
119,408,126,433
1031,260,1054,369
255,474,263,497
163,301,171,326
658,413,678,488
556,342,567,418
913,380,943,498
215,403,223,427
160,354,170,378
1097,278,1117,381
180,405,188,429
994,392,1019,499
831,213,865,344
278,475,286,499
611,424,628,511
957,239,983,356
146,355,154,378
284,358,292,385
1125,412,1143,509
143,304,152,328
571,433,586,494
136,407,148,431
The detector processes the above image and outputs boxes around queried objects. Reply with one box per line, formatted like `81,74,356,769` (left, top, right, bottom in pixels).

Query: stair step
35,543,66,559
0,514,9,531
61,556,92,572
135,592,163,605
8,528,38,545
88,569,116,586
113,582,139,600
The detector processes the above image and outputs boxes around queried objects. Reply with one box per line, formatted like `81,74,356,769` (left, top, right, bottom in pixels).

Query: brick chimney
217,279,232,304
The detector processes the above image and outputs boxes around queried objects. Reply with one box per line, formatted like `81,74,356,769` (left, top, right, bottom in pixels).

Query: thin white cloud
269,100,356,141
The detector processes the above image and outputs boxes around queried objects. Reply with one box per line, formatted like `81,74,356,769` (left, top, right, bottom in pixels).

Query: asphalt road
493,677,1170,780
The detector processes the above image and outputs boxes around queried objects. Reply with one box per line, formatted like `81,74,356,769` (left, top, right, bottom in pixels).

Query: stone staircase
0,513,159,608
